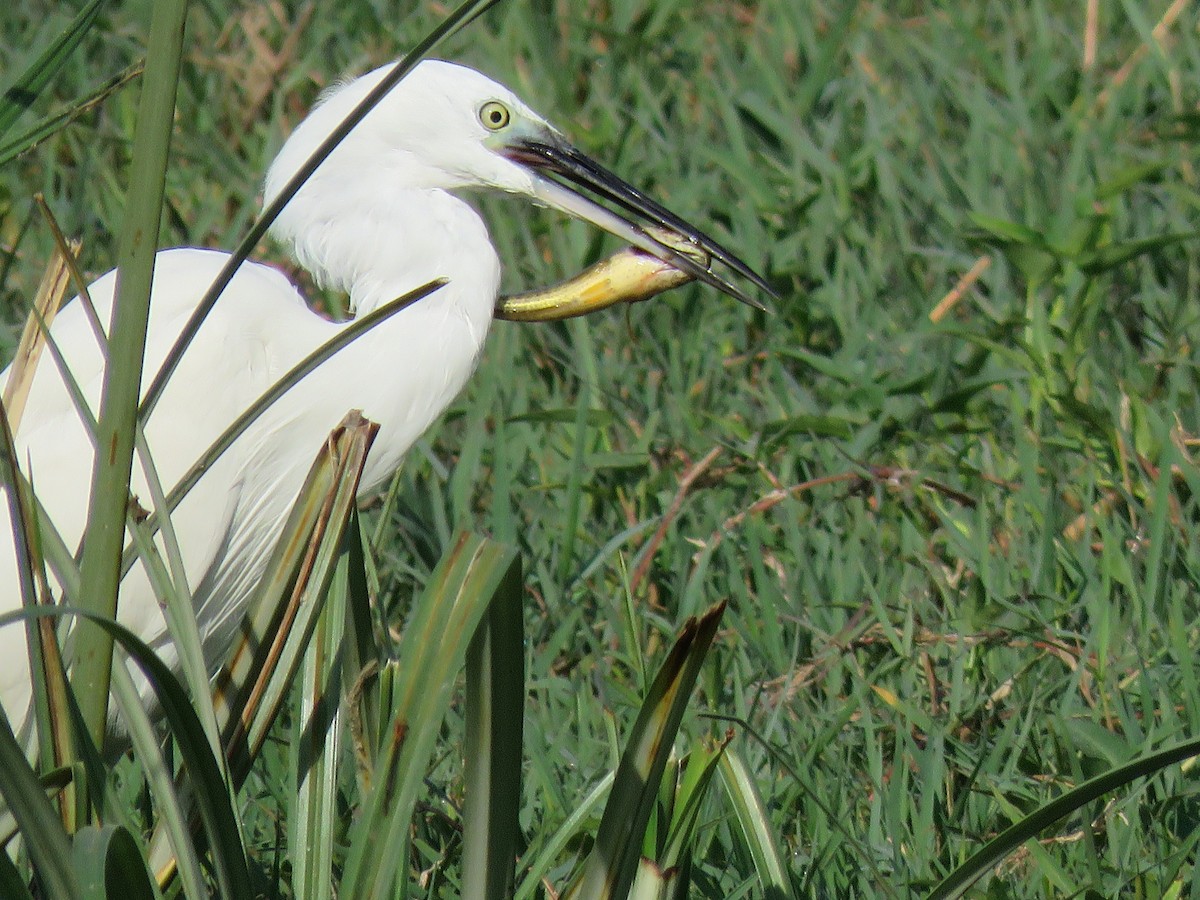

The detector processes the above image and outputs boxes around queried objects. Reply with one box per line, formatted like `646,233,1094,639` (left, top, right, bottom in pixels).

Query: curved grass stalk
132,277,444,558
137,0,505,423
926,736,1200,900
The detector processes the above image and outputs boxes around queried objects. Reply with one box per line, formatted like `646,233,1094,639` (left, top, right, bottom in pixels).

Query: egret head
265,59,771,308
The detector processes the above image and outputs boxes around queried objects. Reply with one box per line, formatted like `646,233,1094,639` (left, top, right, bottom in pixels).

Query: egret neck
268,185,501,495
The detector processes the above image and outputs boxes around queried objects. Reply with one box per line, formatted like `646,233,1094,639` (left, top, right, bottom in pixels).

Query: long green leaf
566,600,727,900
344,508,384,778
0,605,254,899
0,65,141,166
72,825,156,900
513,773,616,900
0,378,56,761
215,412,378,779
718,748,795,900
137,0,505,423
926,739,1200,900
0,704,80,899
0,0,108,139
340,533,520,899
108,658,208,900
146,413,377,886
462,552,526,900
127,426,222,761
290,540,354,900
72,0,188,749
660,737,732,868
0,365,88,829
926,736,1200,900
0,845,34,900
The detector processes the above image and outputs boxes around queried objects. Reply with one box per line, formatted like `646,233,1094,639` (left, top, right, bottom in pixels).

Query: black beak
504,136,775,311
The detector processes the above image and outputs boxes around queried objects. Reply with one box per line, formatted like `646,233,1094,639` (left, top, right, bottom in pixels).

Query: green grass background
4,0,1200,895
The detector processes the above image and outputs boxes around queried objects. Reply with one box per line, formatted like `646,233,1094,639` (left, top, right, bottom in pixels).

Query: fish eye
479,100,511,131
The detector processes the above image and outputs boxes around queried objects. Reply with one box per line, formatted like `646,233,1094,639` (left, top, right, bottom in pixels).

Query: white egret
0,59,769,735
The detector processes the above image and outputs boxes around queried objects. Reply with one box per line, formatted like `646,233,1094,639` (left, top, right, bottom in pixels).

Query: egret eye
479,100,511,131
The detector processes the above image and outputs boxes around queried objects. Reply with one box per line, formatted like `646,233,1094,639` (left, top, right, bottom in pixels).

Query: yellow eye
479,101,511,131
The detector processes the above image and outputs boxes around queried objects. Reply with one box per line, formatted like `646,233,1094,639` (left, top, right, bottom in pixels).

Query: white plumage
0,59,766,736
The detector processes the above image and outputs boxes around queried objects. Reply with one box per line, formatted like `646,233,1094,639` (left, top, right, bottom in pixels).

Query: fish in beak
500,133,774,314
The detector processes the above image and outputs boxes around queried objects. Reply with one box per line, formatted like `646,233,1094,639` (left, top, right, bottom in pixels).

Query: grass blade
926,737,1200,900
340,533,520,899
0,847,33,900
108,659,208,900
72,0,188,749
145,413,377,886
718,748,795,900
0,0,107,139
659,736,732,868
0,604,254,898
462,552,525,899
513,772,616,900
0,65,141,166
214,412,378,780
72,825,156,900
289,534,355,900
0,705,79,899
567,600,727,900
